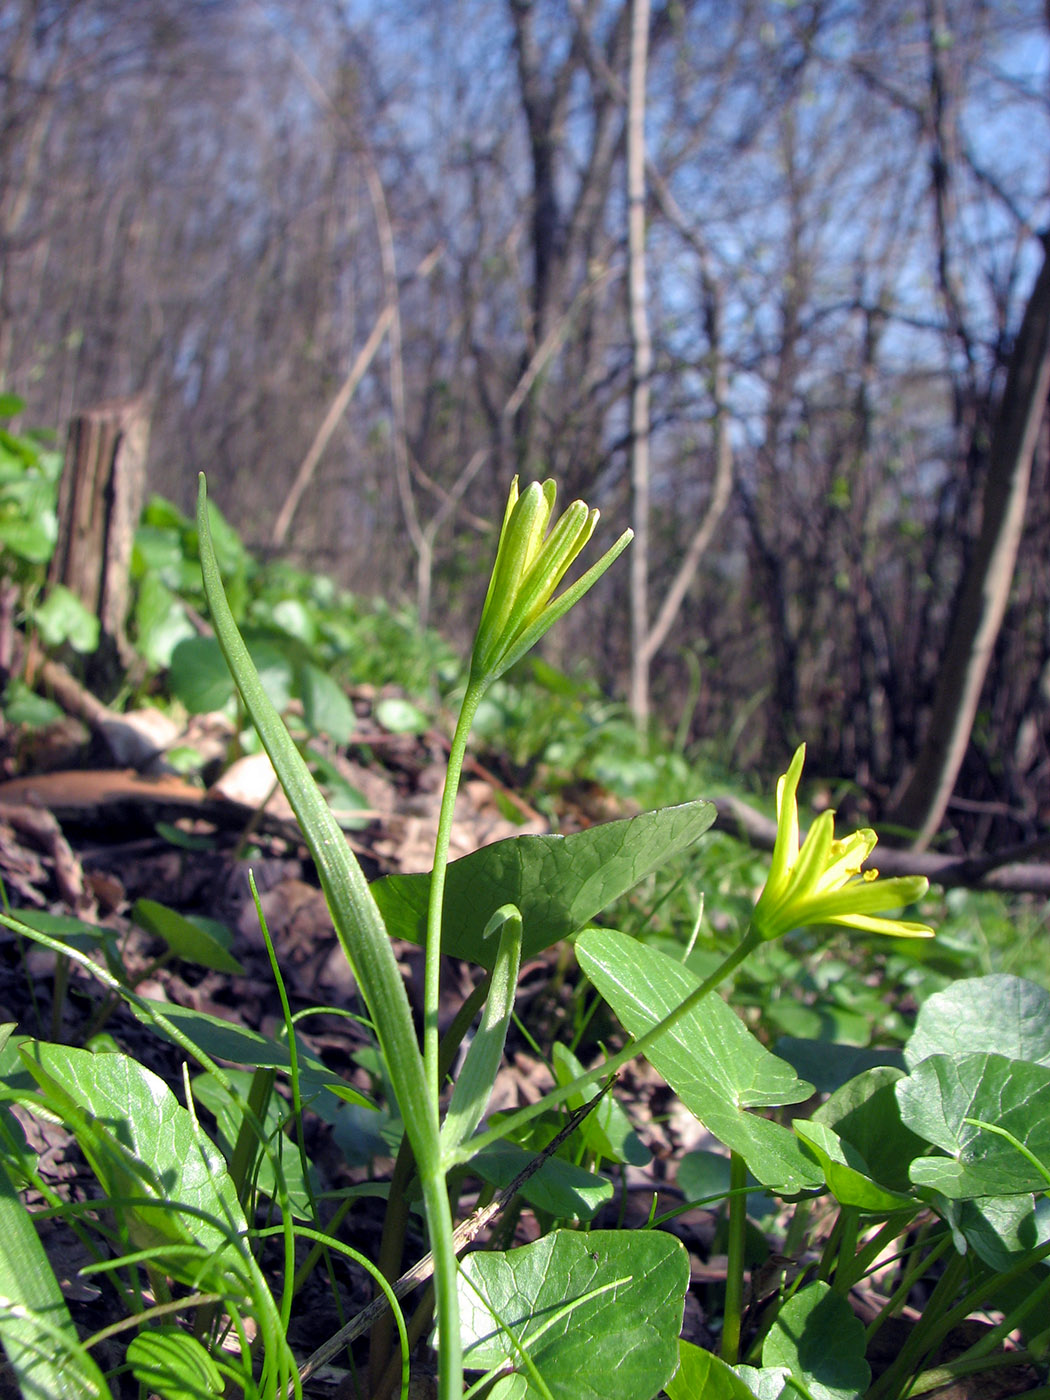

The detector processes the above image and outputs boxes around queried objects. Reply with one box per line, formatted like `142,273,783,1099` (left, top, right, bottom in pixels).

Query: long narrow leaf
0,1168,112,1399
195,475,435,1158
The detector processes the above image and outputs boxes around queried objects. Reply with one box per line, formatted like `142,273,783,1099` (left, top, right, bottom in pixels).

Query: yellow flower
751,744,934,943
470,477,631,685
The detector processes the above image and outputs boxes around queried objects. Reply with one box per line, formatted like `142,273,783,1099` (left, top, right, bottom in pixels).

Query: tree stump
47,397,150,693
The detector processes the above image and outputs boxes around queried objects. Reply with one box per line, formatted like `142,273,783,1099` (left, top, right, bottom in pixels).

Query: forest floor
0,695,724,1394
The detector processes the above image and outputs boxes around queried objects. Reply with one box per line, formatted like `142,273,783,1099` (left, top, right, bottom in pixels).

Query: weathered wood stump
47,396,150,692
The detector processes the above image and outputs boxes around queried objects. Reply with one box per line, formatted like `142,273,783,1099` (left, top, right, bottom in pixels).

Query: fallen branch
714,792,1050,896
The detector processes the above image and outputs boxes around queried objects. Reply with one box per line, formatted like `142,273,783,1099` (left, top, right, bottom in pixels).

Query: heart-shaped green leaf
762,1282,870,1400
576,929,821,1193
457,1229,687,1400
812,1066,926,1195
943,1194,1050,1271
373,801,716,968
898,1052,1050,1197
19,1043,245,1283
905,975,1050,1070
666,1341,758,1400
471,1142,613,1220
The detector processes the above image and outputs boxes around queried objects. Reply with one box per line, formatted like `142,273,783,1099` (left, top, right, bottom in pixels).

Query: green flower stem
831,1207,861,1294
870,1231,1050,1400
425,677,486,1105
947,1265,1050,1368
906,1351,1041,1400
195,476,462,1399
866,1250,968,1400
721,1150,748,1364
451,924,764,1167
864,1227,950,1349
844,1214,916,1297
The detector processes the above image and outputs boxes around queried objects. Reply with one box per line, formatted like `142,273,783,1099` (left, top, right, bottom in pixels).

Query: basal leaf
133,899,244,975
373,801,716,968
762,1282,870,1400
457,1229,687,1400
905,975,1050,1071
899,1052,1050,1198
576,930,821,1193
812,1067,925,1195
18,1042,245,1280
131,998,373,1110
0,1167,112,1399
470,1142,613,1221
794,1120,914,1214
943,1194,1050,1271
666,1341,757,1400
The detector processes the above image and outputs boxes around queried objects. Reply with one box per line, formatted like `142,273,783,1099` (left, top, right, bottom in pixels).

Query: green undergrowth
1,405,1048,1400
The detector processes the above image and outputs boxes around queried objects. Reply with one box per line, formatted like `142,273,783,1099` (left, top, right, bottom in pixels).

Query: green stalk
424,679,485,1105
195,476,461,1399
451,925,763,1166
721,1151,748,1364
865,1250,967,1400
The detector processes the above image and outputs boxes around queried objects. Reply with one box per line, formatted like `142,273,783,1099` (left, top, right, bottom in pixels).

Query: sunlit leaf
457,1229,687,1400
762,1282,870,1400
576,929,821,1194
373,801,716,968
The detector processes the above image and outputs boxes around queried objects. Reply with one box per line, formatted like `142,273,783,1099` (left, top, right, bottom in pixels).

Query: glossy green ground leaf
666,1341,756,1400
374,800,716,968
35,584,100,653
576,930,821,1193
905,975,1050,1070
812,1067,925,1195
458,1229,687,1400
762,1281,870,1400
126,1327,223,1399
134,573,195,668
794,1120,913,1213
551,1043,650,1167
733,1365,793,1400
0,1166,112,1400
471,1142,614,1220
169,635,237,712
133,899,244,975
899,1052,1050,1197
19,1042,245,1279
944,1194,1050,1271
132,998,373,1110
375,695,429,733
192,1070,318,1219
299,660,355,742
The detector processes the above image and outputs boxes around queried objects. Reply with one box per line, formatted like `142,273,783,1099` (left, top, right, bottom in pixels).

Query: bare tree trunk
891,232,1050,848
48,397,150,691
627,0,652,731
